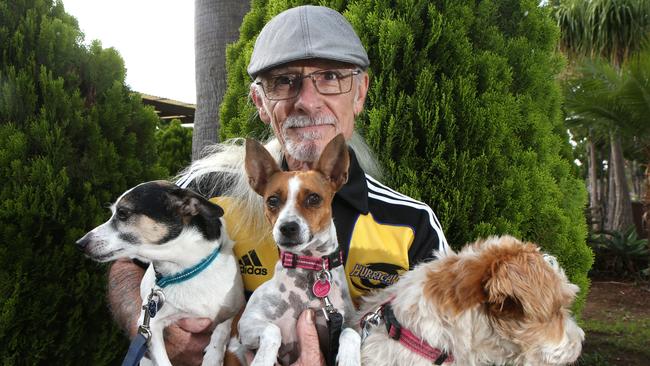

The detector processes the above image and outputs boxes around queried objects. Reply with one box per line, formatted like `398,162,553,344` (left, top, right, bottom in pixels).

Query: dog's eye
116,207,131,221
305,193,322,207
267,196,280,209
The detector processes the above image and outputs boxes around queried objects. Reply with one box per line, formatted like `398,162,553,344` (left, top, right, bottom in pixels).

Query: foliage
155,119,193,177
588,227,649,277
220,0,592,313
565,53,650,155
555,0,650,67
0,0,165,363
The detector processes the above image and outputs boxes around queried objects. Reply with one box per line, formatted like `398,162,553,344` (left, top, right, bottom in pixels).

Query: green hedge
0,0,165,363
220,0,592,313
156,119,193,177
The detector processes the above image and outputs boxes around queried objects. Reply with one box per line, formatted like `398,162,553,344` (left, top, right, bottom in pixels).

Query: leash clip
360,305,383,343
138,288,165,341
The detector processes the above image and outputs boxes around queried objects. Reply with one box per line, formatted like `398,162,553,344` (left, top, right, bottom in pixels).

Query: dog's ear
170,187,223,218
483,253,527,320
316,134,349,191
482,239,559,321
245,138,281,196
424,238,531,318
424,252,491,316
170,187,225,240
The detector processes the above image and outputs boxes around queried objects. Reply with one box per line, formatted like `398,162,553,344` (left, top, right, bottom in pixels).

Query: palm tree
620,50,650,238
193,0,249,160
555,0,650,232
564,59,634,231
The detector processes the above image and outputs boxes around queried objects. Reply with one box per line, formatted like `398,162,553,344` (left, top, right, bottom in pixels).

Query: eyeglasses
256,69,361,101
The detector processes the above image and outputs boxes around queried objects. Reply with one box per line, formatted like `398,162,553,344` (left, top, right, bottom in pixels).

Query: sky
62,0,196,104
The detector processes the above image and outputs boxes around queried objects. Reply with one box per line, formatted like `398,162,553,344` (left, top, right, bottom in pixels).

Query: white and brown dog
76,181,245,366
357,235,584,366
235,135,360,366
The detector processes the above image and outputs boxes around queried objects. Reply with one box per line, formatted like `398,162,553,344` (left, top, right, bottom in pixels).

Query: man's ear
245,138,281,196
316,134,349,191
353,72,369,116
251,85,271,123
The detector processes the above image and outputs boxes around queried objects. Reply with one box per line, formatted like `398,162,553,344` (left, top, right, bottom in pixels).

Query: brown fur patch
292,172,335,234
424,237,575,328
134,216,169,243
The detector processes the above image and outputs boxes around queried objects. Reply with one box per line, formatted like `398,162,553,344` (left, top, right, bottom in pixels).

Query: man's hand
165,318,215,366
290,309,325,366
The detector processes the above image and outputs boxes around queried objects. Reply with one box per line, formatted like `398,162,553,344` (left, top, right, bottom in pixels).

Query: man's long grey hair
175,131,382,243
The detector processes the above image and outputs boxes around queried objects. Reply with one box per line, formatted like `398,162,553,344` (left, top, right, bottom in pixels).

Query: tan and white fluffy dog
357,235,584,366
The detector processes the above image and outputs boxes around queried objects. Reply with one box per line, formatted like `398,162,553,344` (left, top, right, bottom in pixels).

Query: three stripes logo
239,250,268,276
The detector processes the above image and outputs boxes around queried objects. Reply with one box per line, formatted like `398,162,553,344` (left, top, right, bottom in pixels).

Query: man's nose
294,77,323,113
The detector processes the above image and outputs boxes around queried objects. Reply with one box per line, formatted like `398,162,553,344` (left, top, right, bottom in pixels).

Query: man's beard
282,114,338,162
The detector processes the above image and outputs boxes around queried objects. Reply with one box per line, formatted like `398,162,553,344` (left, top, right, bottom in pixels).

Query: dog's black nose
76,237,90,251
279,222,300,238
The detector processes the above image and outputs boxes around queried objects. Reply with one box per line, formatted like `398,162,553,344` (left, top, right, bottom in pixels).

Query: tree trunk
587,130,601,231
193,0,249,160
606,131,634,232
641,146,650,240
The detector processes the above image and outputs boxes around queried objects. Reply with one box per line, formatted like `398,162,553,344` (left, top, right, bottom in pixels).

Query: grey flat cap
247,5,370,78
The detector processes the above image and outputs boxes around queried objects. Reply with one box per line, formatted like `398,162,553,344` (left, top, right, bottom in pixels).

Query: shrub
589,227,649,278
0,0,164,363
155,118,193,177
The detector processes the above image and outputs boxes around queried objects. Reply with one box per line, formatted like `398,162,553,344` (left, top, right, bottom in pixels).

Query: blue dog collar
155,245,221,288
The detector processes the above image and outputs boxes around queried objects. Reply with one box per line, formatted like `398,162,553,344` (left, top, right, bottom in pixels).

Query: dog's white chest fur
140,247,242,322
240,257,351,364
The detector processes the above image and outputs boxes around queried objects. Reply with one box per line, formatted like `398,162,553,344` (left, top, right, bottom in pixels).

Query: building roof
140,93,195,125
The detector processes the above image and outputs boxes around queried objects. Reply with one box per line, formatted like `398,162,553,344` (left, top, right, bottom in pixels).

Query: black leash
325,310,343,366
121,289,165,366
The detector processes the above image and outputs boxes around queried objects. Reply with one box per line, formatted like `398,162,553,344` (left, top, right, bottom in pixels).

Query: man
108,5,449,365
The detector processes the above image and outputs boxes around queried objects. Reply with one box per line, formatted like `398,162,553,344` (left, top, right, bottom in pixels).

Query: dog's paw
202,348,225,366
336,328,361,366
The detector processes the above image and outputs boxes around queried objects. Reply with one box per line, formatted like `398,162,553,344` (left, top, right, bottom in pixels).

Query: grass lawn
577,281,650,366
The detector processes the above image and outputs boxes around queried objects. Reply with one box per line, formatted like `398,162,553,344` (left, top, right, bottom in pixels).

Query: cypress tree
221,0,592,312
156,119,193,176
0,0,165,363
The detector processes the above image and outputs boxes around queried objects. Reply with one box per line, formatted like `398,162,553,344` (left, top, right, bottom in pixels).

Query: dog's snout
279,222,300,238
76,236,90,251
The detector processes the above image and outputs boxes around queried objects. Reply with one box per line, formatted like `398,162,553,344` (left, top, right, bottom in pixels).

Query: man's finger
176,317,214,333
292,309,325,366
164,323,211,366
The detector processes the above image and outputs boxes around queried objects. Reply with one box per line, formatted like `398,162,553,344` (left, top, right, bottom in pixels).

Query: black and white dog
77,180,244,366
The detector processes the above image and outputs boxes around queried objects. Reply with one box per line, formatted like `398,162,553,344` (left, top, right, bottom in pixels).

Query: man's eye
116,207,130,221
272,75,296,87
320,70,341,81
305,193,322,207
267,196,280,209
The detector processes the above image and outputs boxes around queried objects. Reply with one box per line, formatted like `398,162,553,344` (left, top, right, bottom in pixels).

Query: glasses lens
264,74,300,100
313,70,353,95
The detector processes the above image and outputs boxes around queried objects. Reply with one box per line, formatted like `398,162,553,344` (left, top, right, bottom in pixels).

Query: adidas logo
239,250,268,276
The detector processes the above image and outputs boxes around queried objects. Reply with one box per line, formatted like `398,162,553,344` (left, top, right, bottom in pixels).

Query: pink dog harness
361,301,455,365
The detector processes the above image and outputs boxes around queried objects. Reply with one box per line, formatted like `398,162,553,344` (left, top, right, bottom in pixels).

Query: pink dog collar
382,303,454,364
280,250,344,271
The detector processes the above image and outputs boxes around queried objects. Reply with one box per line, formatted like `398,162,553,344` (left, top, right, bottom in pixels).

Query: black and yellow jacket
183,150,449,302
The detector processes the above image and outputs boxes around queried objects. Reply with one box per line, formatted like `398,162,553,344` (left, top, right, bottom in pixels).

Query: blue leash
121,333,148,366
121,289,165,366
121,247,220,365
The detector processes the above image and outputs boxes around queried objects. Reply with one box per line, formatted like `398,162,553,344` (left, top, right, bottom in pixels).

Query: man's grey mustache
282,115,337,132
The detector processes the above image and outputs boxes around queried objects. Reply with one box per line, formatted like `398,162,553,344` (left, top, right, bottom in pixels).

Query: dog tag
313,279,331,298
